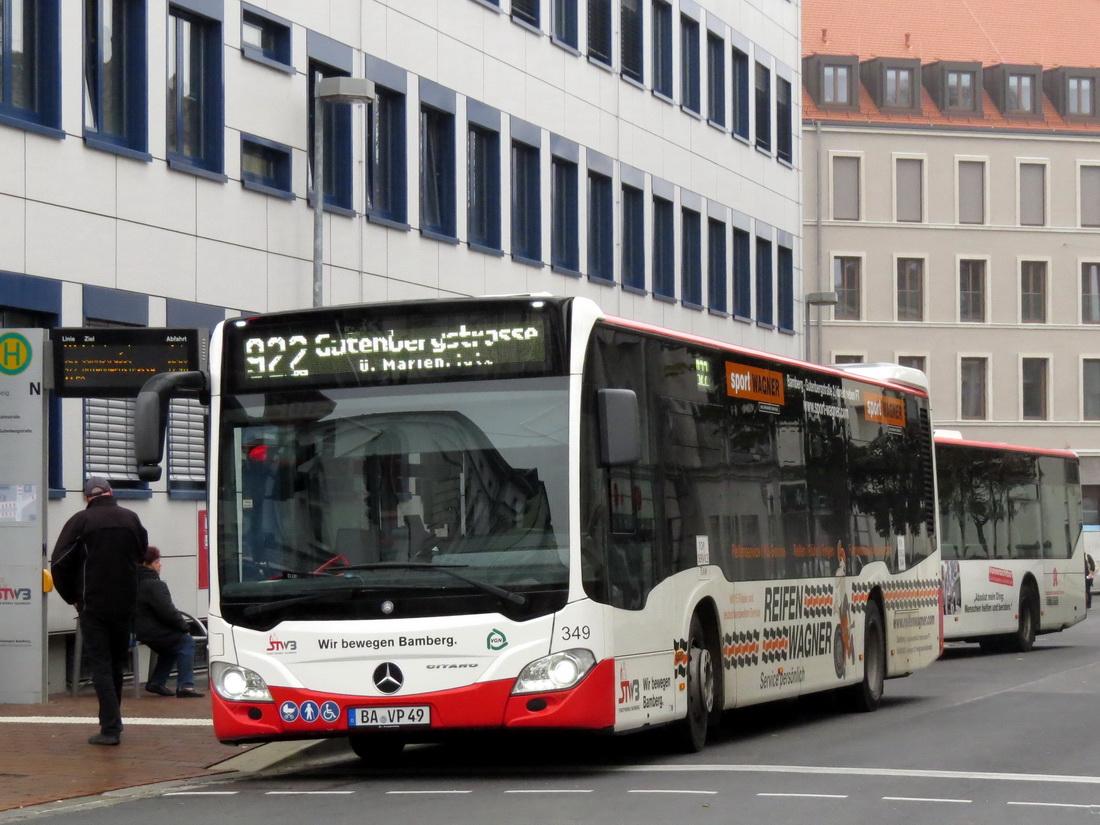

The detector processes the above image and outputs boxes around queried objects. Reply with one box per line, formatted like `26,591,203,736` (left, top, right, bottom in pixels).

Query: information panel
51,328,203,397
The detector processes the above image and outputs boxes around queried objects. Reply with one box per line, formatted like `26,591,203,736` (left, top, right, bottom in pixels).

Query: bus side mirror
598,388,641,466
134,370,209,482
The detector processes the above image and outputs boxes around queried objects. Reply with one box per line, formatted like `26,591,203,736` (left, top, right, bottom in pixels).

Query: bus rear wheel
673,615,717,753
1011,585,1038,652
845,601,885,713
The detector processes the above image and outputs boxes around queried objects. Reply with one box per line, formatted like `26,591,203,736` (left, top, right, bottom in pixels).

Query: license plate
348,705,431,727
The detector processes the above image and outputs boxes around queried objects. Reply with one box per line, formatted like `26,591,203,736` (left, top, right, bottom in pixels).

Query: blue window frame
777,76,792,163
652,0,672,98
420,103,457,240
733,226,751,317
0,0,61,132
511,137,542,264
755,62,771,152
756,235,773,325
468,121,501,252
732,46,749,140
707,31,725,127
777,243,794,331
621,182,645,290
367,83,408,225
588,0,612,66
241,4,292,70
588,169,613,282
681,206,702,306
680,14,700,114
621,0,643,83
707,217,726,313
84,0,147,156
512,0,539,28
552,0,577,49
652,195,675,298
551,154,579,272
167,4,224,176
308,60,352,211
241,134,293,197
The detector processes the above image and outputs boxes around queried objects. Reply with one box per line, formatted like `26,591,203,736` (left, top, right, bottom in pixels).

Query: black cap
83,477,112,497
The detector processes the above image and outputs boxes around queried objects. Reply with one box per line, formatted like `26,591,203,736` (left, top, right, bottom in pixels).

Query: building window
588,170,613,282
823,64,849,104
898,355,926,373
1022,357,1048,420
1021,261,1047,323
241,134,292,197
367,85,408,224
960,259,986,322
885,67,913,107
308,60,352,211
681,207,702,306
960,357,987,420
777,244,794,332
651,0,672,98
420,104,456,239
588,0,612,65
468,124,500,251
680,14,700,114
551,155,579,272
512,0,540,28
652,195,674,298
834,354,863,365
756,237,773,325
832,155,860,220
1084,359,1100,420
552,0,578,48
511,139,541,263
82,316,145,488
1007,73,1033,113
733,228,751,318
946,70,975,110
621,0,643,83
706,218,726,313
896,157,922,222
621,183,645,290
732,47,749,139
897,258,923,321
1082,165,1100,227
833,256,860,320
241,4,291,69
1069,76,1094,116
1019,162,1046,226
776,78,792,163
958,160,985,224
167,5,223,174
84,0,147,153
1082,262,1100,324
754,63,771,151
1,0,60,130
706,32,725,126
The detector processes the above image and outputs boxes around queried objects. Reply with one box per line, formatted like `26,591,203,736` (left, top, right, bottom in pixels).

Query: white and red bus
936,432,1085,652
135,296,941,757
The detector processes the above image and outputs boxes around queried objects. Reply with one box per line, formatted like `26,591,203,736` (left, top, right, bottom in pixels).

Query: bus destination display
228,311,554,391
52,328,202,398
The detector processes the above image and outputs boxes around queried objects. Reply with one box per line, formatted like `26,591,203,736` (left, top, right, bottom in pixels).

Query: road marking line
0,716,211,726
503,789,594,794
628,790,718,795
758,793,848,799
265,791,355,795
385,791,472,795
163,791,239,796
883,796,971,803
1007,801,1100,809
611,764,1100,785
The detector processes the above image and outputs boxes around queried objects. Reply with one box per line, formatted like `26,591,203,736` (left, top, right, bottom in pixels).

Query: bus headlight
512,649,596,694
211,661,274,702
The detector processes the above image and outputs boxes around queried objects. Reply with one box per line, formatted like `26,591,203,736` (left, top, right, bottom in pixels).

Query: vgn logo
0,332,32,376
486,629,508,651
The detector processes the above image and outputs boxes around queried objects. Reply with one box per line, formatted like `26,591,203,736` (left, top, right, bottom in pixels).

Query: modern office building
0,0,802,689
802,0,1100,516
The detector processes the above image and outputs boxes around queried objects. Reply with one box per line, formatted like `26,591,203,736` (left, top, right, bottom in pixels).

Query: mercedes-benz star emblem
373,662,404,695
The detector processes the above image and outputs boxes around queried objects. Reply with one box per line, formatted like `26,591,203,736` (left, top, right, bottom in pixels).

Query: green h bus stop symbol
0,333,32,376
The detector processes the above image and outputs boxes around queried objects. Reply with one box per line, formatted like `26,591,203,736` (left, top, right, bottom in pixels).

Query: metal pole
312,94,325,308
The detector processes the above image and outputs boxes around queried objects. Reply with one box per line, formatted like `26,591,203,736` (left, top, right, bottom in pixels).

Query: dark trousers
80,611,132,737
148,632,196,690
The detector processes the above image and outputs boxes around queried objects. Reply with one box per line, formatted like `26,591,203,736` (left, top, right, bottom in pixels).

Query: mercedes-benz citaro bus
134,296,942,759
936,431,1085,652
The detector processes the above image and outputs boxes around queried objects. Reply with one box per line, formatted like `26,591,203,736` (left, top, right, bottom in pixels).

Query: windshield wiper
241,583,365,618
335,562,528,606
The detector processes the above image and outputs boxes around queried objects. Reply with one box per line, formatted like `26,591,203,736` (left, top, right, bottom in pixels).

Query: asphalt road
19,615,1100,825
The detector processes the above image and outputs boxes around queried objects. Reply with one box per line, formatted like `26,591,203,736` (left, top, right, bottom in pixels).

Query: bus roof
933,431,1078,460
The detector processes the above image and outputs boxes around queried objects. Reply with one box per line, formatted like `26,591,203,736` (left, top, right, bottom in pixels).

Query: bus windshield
217,376,570,626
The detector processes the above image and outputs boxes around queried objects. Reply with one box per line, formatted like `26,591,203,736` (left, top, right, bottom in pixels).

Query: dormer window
1069,76,1094,116
803,55,859,111
824,64,851,104
984,64,1041,118
1007,74,1033,112
946,70,975,109
886,67,914,107
1043,67,1100,121
924,61,982,115
860,58,920,113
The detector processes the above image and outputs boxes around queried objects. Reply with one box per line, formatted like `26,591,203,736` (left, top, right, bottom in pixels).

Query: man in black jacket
51,477,147,746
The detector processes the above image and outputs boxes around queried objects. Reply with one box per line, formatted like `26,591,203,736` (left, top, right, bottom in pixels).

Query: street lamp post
804,290,838,364
312,76,376,308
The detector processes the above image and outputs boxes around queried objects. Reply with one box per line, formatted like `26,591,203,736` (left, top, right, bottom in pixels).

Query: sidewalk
0,674,278,813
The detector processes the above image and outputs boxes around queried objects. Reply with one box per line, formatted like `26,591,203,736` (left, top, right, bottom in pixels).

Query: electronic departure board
51,328,203,397
222,301,564,393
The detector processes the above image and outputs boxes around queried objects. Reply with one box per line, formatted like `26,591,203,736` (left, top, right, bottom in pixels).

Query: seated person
135,546,204,698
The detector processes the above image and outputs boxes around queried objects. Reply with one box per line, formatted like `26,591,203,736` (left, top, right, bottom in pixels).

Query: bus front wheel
845,601,885,713
673,614,717,753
